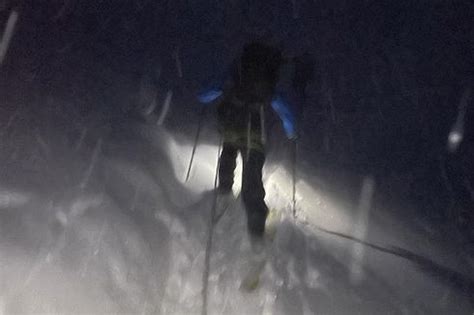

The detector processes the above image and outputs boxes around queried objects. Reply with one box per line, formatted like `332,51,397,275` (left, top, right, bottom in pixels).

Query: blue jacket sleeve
197,63,235,104
197,87,223,104
271,93,297,139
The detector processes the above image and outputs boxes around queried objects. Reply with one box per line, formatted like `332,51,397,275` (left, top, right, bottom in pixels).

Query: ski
213,192,236,224
240,208,279,292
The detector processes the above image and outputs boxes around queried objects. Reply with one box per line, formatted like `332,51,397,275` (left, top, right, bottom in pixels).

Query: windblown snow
0,105,472,315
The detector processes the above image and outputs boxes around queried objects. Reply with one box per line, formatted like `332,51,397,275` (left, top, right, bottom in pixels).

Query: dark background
1,0,473,242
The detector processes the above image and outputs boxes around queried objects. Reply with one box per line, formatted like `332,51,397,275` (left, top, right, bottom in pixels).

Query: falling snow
0,1,472,314
0,9,18,66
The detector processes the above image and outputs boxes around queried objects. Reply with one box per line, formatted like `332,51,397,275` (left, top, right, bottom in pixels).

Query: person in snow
197,41,297,247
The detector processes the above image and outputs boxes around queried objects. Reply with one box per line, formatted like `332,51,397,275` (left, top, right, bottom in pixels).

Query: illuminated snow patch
264,166,353,233
164,132,352,233
165,137,244,195
166,138,219,192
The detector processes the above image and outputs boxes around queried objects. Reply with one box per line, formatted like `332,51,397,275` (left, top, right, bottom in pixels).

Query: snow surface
0,100,472,315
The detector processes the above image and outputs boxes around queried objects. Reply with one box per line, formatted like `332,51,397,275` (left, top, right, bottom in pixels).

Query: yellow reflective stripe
223,130,264,152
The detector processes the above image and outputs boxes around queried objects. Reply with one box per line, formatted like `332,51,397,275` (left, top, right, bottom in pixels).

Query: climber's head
241,40,283,71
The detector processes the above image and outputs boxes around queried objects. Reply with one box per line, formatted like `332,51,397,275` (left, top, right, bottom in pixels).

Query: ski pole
201,137,223,315
185,106,206,182
292,139,297,218
246,111,252,162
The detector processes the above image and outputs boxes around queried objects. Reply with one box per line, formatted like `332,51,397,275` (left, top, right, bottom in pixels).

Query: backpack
232,42,283,107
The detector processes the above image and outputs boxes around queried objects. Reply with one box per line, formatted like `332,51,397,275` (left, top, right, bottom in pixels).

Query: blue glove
271,94,297,140
283,121,298,140
197,87,223,104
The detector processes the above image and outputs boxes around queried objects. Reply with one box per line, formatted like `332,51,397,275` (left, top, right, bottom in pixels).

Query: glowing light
447,129,463,152
447,87,471,153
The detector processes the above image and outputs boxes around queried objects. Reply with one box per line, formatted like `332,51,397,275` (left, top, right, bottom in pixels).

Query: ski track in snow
0,118,472,314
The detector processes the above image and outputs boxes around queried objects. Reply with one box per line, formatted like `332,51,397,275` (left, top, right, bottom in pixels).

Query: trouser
218,142,268,237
